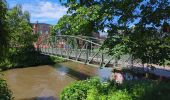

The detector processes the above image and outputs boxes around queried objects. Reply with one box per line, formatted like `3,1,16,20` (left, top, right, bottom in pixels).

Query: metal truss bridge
36,35,132,68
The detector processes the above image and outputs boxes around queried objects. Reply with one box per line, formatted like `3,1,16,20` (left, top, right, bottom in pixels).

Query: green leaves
53,4,103,36
7,5,35,48
0,0,9,61
61,77,170,100
57,0,170,65
103,0,170,65
0,78,13,100
0,4,40,69
60,77,110,100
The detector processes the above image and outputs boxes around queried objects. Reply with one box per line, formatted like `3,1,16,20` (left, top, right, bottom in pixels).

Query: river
2,61,112,100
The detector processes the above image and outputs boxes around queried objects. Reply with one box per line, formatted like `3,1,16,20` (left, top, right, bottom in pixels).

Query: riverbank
0,54,65,71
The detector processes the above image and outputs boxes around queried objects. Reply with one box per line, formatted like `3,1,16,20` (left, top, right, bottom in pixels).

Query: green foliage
50,56,65,63
0,45,64,70
60,78,93,100
52,4,103,36
0,77,13,100
0,0,9,61
103,0,170,65
60,77,170,100
59,0,170,65
7,5,36,47
0,4,63,70
108,90,132,100
86,88,99,100
60,77,108,100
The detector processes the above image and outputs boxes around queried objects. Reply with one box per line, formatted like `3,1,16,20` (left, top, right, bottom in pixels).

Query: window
46,30,48,34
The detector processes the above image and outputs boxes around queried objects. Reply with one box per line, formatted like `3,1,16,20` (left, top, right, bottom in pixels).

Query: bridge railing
37,35,134,68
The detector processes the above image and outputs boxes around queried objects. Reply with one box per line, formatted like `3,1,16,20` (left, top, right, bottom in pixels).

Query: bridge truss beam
37,35,132,68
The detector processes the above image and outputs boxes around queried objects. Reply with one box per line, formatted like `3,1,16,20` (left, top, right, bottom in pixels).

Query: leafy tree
0,0,9,61
58,0,170,65
52,15,73,35
0,4,37,68
7,5,35,48
103,0,170,65
53,4,104,36
0,2,13,99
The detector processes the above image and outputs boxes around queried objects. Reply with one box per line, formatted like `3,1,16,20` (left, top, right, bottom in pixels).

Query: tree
58,0,170,65
0,0,9,61
0,1,13,99
1,4,37,67
7,5,35,48
53,4,104,36
52,15,73,35
103,0,170,65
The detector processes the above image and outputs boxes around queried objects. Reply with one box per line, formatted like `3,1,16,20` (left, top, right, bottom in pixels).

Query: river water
2,61,112,100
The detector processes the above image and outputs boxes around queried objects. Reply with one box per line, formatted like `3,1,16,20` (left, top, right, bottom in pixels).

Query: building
32,21,51,35
31,22,51,48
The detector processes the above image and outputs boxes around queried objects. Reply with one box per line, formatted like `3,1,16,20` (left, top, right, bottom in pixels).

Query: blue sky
7,0,68,25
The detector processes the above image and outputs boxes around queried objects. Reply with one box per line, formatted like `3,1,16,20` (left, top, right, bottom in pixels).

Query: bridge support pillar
100,53,104,68
114,58,118,67
85,42,89,64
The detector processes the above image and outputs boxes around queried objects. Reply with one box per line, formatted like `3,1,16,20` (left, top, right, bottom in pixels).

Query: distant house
32,21,51,35
31,22,51,48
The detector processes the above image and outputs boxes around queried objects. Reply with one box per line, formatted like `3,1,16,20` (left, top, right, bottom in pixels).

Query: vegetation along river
2,61,112,100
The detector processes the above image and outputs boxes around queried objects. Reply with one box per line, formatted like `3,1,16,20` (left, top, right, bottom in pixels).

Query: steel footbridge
36,35,132,68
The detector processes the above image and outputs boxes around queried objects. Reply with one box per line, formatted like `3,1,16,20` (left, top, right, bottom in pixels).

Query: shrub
0,78,13,100
60,77,170,100
60,77,101,100
0,45,65,70
108,90,132,100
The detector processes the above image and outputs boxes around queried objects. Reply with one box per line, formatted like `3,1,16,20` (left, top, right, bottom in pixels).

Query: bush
60,77,170,100
60,78,102,100
0,45,65,70
108,90,132,100
0,78,13,100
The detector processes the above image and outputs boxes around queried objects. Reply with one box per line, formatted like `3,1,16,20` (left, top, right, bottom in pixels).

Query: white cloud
22,1,68,24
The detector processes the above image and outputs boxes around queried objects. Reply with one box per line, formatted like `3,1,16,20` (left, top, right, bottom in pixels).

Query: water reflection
54,63,93,80
97,68,112,81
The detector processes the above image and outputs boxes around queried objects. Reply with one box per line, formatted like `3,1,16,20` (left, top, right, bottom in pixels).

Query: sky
6,0,68,25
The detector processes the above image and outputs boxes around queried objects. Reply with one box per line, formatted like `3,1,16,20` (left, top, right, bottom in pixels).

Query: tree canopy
7,5,35,48
0,4,38,68
0,0,9,61
52,4,104,36
56,0,170,65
